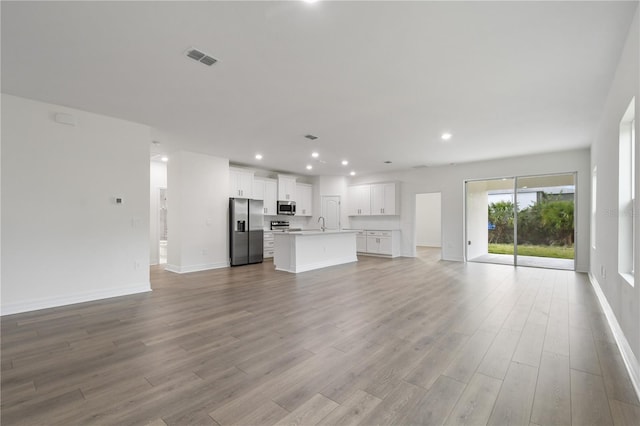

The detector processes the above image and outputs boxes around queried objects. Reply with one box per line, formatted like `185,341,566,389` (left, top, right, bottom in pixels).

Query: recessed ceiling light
303,0,319,4
350,171,356,176
255,154,263,160
306,165,313,170
161,156,168,162
312,152,319,158
342,160,349,166
441,132,453,141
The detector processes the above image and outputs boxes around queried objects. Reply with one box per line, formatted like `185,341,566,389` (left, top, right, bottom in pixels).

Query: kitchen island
273,230,358,273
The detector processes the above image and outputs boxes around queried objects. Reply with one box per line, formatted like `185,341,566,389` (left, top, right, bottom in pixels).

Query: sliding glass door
466,173,576,270
466,178,515,266
515,174,575,269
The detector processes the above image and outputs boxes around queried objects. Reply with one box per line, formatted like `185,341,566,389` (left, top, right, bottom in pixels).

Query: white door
322,196,341,230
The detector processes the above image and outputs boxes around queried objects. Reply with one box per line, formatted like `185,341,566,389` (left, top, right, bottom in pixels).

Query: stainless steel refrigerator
229,198,264,266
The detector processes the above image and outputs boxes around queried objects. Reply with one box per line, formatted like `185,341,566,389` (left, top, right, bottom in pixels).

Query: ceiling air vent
185,47,218,66
304,134,318,140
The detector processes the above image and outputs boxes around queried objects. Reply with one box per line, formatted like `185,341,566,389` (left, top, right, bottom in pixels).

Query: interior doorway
158,188,168,264
321,196,341,230
465,173,576,270
415,192,442,258
150,159,167,266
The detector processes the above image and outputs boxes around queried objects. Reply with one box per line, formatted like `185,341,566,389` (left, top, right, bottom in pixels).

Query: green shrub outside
487,194,574,259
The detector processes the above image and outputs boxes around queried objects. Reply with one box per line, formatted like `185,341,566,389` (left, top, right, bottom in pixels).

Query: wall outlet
202,249,208,255
134,261,140,270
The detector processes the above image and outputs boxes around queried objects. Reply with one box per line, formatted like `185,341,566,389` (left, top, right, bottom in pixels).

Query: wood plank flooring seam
3,250,639,425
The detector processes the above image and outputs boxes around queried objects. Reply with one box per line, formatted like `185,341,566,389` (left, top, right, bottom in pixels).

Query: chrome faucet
318,216,326,231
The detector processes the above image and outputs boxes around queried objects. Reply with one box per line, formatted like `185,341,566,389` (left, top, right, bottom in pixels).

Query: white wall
591,9,640,391
415,193,441,247
350,148,590,269
1,94,151,315
166,151,229,273
465,185,488,259
150,161,167,265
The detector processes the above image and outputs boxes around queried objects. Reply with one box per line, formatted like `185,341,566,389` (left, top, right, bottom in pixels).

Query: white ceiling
2,1,637,176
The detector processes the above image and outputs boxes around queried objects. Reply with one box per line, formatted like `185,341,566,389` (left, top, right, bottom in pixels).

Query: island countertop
284,229,358,236
273,230,357,273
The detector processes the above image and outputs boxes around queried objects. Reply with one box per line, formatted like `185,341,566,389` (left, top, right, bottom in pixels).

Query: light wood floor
2,248,639,425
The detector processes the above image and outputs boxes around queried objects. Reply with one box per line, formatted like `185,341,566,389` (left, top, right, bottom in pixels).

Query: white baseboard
164,261,229,274
576,263,589,273
444,256,465,262
1,283,152,316
357,252,400,258
588,273,640,402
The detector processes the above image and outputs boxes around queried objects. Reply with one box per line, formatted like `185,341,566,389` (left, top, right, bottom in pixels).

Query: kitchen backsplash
263,215,314,230
348,216,402,230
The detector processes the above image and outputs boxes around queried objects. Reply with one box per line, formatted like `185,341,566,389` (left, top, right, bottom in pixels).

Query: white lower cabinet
264,231,274,258
355,230,400,257
367,232,392,254
356,231,367,252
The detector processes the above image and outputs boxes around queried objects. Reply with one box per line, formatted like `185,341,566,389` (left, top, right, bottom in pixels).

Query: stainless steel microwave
277,201,296,215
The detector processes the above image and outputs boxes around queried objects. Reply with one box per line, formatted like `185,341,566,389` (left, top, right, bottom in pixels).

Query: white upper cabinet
347,184,371,216
253,177,278,215
252,178,265,200
296,183,313,216
229,168,254,198
278,175,297,201
263,179,278,215
348,182,399,216
370,182,398,215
